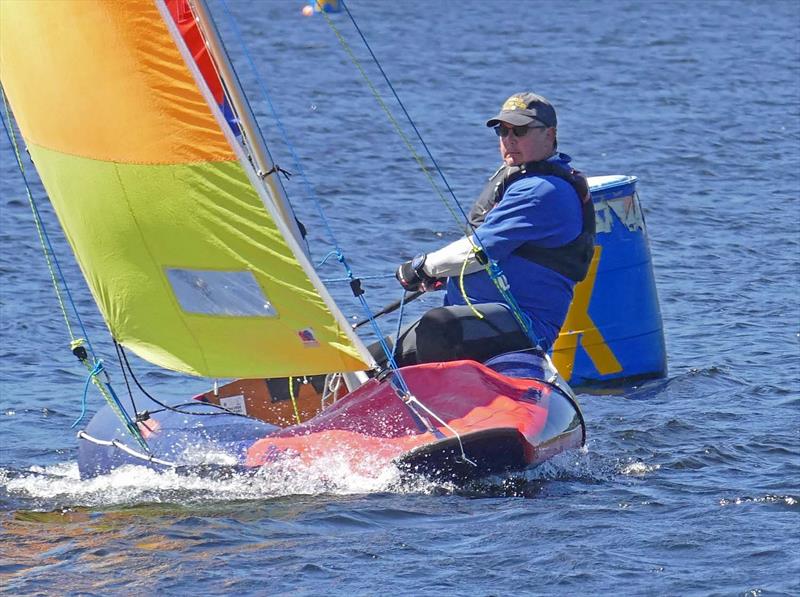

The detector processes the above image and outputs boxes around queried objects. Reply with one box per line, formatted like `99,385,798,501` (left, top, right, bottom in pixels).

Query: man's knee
415,307,464,363
416,303,530,364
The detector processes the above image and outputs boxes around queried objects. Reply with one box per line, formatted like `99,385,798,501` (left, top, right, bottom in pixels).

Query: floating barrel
314,0,341,13
552,175,667,386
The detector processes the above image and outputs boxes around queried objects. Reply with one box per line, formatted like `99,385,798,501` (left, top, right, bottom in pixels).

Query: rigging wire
212,0,488,460
215,0,416,376
115,342,252,419
336,0,472,229
0,87,96,359
186,0,311,256
1,86,149,450
320,0,543,349
316,2,470,236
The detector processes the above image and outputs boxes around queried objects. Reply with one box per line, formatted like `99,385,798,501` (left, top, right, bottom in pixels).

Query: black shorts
370,302,531,369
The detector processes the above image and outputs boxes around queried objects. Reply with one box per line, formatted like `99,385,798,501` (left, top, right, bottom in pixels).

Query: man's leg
391,303,530,367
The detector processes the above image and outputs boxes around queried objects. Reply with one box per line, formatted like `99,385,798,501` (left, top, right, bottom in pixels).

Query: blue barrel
314,0,341,13
552,175,667,386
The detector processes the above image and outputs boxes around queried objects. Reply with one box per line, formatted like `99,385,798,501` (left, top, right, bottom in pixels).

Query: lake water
1,0,798,595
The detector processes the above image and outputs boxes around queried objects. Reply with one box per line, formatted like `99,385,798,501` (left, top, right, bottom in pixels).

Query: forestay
0,0,373,378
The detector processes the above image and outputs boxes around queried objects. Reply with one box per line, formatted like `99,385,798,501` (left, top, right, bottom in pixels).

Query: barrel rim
588,174,638,192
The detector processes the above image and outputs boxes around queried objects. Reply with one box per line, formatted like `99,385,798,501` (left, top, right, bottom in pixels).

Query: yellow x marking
552,246,622,380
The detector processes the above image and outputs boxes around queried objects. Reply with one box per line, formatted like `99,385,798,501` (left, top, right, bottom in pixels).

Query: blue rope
390,291,407,363
71,360,104,428
216,0,417,379
0,91,99,360
339,0,468,223
316,250,340,268
337,1,541,349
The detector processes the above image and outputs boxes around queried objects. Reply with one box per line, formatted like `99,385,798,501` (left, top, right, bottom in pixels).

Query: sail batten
1,0,373,378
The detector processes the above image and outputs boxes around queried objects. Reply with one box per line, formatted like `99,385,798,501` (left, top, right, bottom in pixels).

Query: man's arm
422,235,484,278
395,235,483,292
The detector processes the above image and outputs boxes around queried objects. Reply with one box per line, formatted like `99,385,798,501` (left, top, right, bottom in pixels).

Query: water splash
1,450,443,511
619,460,661,477
0,446,610,509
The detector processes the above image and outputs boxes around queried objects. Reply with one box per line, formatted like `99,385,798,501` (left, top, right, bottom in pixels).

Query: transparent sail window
166,269,277,317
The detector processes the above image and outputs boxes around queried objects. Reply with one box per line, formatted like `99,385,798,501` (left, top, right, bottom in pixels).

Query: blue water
1,0,798,594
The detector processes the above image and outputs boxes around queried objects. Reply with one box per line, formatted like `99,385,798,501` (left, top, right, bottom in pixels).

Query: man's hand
396,254,445,292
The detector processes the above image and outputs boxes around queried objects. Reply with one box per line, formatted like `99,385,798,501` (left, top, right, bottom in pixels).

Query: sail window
166,269,277,317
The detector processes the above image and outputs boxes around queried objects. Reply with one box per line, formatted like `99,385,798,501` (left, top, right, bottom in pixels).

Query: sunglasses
494,124,547,138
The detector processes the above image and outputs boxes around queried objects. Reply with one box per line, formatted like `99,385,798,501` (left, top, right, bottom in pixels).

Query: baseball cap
485,92,557,128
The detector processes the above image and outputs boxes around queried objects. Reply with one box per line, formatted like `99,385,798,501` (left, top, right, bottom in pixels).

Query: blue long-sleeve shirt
444,153,583,348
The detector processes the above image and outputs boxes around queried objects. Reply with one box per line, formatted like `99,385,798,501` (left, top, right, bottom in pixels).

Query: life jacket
468,159,596,282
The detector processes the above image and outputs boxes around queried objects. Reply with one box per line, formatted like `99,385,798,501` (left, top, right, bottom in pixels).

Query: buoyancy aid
468,159,596,282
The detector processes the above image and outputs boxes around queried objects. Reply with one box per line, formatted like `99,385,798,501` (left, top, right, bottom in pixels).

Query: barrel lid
587,174,637,192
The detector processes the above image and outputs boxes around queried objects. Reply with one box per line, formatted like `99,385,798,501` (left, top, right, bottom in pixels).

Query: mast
189,0,306,246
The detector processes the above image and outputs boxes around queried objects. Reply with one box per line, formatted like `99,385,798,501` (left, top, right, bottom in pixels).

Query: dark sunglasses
494,124,546,138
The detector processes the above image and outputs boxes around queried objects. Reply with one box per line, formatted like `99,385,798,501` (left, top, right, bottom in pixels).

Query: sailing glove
396,254,445,292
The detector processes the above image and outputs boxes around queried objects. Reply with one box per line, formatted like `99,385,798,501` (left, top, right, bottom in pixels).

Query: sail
0,0,373,378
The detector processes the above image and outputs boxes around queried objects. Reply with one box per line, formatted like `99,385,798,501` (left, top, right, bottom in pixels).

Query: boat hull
78,359,585,482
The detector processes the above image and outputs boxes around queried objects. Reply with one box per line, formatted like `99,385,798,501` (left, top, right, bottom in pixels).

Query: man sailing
392,92,595,366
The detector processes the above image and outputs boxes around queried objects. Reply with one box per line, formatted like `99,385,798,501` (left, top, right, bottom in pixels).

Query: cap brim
485,111,536,127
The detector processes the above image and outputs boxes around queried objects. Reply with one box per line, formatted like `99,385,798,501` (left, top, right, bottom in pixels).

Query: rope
319,2,542,350
0,87,98,358
321,273,394,283
1,86,154,449
77,431,177,468
458,246,485,321
318,1,470,236
73,344,149,452
402,394,476,466
113,337,141,422
217,0,409,371
390,290,407,362
71,360,104,429
116,343,251,419
288,377,302,425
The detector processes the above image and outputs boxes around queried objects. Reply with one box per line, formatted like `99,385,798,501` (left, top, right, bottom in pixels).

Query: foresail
0,0,373,378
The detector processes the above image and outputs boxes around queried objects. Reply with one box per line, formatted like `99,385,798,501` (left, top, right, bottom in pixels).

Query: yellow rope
316,7,534,343
458,243,485,320
1,89,76,342
288,376,302,425
3,88,148,449
315,4,471,237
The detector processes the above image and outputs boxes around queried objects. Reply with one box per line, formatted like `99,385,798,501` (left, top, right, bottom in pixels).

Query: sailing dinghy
0,0,585,483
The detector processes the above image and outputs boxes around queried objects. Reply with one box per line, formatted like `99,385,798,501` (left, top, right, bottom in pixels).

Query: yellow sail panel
25,144,369,377
0,0,233,164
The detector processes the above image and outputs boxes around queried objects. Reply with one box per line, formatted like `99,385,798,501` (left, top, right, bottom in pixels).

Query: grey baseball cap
485,92,558,128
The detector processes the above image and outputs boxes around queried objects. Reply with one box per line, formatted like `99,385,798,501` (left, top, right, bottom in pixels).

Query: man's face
497,121,555,165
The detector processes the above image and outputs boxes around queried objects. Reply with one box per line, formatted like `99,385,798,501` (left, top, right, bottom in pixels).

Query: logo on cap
502,96,528,111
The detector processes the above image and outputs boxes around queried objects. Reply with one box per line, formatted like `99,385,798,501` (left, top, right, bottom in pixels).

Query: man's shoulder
507,171,577,201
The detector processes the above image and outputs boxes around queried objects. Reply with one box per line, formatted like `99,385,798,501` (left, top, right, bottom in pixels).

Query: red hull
246,360,584,480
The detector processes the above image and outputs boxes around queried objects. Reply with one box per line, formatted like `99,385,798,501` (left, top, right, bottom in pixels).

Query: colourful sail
0,0,372,378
